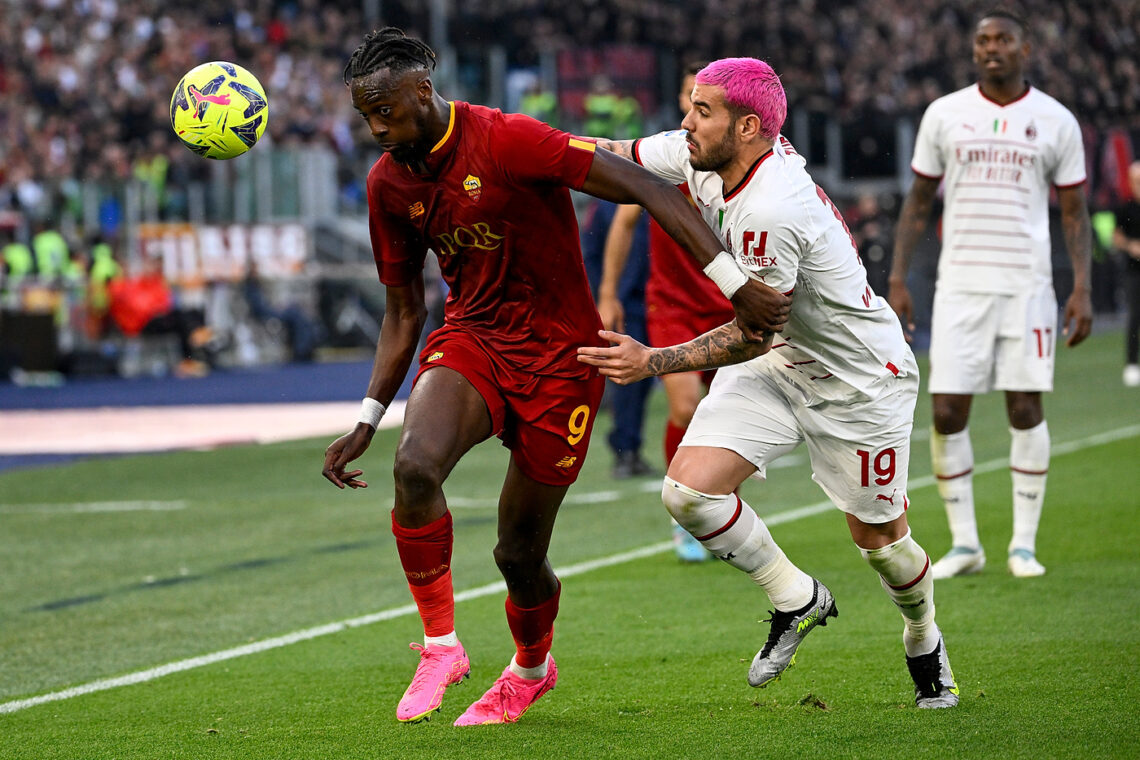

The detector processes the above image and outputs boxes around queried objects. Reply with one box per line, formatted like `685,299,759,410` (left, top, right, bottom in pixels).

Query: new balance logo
1016,490,1039,501
554,456,577,468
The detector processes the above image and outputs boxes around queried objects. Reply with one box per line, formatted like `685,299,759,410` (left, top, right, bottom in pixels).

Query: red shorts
414,326,605,486
647,306,734,348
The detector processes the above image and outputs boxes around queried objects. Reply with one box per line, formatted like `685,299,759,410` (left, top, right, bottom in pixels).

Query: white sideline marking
0,501,188,514
3,424,1136,715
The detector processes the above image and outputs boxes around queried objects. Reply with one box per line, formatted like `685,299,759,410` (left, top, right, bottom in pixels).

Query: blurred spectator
241,259,323,363
85,234,122,338
31,221,72,282
107,255,213,377
0,0,1137,241
1113,161,1140,387
519,80,559,128
1,228,34,294
848,192,897,298
582,75,622,138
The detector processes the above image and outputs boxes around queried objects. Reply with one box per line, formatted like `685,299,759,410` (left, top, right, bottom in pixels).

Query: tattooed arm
591,139,637,161
577,323,773,386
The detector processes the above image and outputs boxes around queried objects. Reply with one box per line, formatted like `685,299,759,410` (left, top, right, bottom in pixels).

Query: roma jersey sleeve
631,131,691,185
910,99,948,179
366,160,427,286
492,113,598,189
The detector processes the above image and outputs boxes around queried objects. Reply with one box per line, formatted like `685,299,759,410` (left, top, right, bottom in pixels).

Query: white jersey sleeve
632,131,691,185
1051,109,1086,187
910,98,948,178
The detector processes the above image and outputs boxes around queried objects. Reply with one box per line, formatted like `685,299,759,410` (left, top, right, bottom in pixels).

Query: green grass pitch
1,330,1138,759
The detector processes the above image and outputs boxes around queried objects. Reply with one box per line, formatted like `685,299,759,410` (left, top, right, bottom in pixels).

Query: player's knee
492,539,542,579
931,403,968,434
1006,397,1043,429
661,476,717,527
392,448,444,507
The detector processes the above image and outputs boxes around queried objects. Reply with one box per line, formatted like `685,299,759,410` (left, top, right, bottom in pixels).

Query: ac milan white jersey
911,83,1086,294
633,131,915,402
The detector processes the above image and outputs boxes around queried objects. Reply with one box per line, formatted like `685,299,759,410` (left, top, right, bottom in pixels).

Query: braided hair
343,27,437,85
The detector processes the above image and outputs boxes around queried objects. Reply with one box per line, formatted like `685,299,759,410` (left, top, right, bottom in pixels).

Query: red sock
505,583,561,668
392,511,455,637
664,421,686,465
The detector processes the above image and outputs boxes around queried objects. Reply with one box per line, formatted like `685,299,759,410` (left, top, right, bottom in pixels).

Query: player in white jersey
582,57,957,709
888,9,1093,580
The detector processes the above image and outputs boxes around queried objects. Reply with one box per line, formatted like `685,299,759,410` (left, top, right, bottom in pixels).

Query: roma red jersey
645,216,734,323
366,101,603,377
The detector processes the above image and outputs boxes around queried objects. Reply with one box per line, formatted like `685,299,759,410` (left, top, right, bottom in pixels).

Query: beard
386,142,426,164
384,110,435,166
688,127,737,172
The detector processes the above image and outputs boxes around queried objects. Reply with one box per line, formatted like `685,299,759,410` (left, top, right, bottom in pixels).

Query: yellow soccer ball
170,61,269,160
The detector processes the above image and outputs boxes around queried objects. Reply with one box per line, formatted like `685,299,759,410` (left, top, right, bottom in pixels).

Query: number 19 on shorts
857,447,896,487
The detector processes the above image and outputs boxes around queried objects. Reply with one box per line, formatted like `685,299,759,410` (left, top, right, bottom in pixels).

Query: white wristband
703,251,750,299
359,397,386,429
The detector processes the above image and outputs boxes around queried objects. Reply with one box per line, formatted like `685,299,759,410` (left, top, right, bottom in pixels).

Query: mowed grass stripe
2,423,1135,715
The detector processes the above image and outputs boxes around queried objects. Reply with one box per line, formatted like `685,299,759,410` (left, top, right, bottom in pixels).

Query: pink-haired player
583,58,958,708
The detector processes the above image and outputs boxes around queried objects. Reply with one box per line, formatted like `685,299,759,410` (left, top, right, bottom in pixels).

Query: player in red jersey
322,28,790,726
597,62,735,561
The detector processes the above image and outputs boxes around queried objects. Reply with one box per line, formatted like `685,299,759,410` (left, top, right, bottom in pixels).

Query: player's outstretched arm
1057,184,1094,347
592,139,637,162
888,174,940,340
322,279,426,489
580,147,790,339
578,322,772,385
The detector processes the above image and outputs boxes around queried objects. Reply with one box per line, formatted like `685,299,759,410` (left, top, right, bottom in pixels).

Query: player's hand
577,329,653,384
730,280,791,342
597,293,625,332
886,278,915,342
1062,286,1093,347
322,425,375,489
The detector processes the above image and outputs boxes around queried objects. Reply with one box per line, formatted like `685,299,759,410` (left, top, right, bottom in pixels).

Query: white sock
861,531,938,657
662,477,813,610
1010,421,1049,555
749,547,816,611
931,427,979,550
509,654,548,680
425,632,459,648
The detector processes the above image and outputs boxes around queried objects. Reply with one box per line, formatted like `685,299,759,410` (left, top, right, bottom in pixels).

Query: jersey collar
431,101,457,153
723,147,774,203
976,81,1032,107
415,101,459,175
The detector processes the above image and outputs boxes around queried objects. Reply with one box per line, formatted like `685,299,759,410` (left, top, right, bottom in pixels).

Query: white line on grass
0,501,188,514
3,424,1136,715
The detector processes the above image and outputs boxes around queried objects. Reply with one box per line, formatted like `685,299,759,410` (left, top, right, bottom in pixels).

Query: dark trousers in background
605,305,652,456
1126,267,1140,364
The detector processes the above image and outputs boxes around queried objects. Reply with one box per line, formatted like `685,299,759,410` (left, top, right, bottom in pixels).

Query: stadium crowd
0,0,1135,381
1,0,1138,223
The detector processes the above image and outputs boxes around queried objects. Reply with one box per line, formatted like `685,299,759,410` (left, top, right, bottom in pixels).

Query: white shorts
928,285,1057,394
680,357,918,523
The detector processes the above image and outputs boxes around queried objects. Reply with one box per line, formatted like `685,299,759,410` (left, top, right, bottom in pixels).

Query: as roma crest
463,174,482,202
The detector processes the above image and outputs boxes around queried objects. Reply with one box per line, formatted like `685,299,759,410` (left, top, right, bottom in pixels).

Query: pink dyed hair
696,58,786,140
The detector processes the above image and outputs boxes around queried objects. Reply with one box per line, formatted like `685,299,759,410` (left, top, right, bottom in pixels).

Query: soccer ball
170,61,268,160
